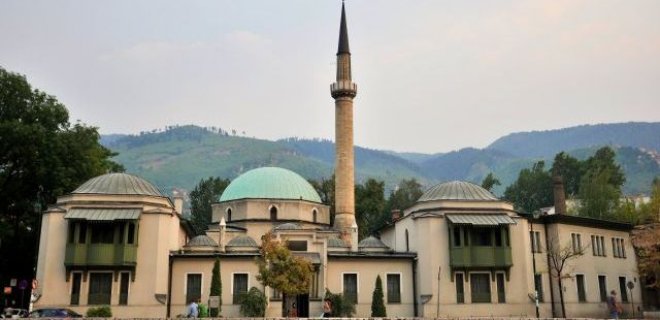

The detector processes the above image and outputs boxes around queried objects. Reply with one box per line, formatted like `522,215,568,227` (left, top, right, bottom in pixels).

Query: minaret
331,2,358,247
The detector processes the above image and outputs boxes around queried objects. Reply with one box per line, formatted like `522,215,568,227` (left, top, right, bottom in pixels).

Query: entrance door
296,294,309,317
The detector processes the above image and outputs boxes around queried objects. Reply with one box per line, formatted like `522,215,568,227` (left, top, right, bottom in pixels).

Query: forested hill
102,123,660,196
487,122,660,158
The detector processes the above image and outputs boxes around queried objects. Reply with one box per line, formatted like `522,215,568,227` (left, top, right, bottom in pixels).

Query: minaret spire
331,2,358,249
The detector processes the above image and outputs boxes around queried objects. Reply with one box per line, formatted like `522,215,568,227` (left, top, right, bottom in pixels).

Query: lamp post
530,210,541,318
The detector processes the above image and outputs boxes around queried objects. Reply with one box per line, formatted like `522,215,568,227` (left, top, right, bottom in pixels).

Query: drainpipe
166,252,173,318
543,223,556,318
412,257,418,317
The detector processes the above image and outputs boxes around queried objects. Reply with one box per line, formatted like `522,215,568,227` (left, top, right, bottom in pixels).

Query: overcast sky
1,0,659,153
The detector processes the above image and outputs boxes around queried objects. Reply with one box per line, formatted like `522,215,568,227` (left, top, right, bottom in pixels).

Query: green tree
209,258,222,317
310,175,335,224
386,178,424,212
256,232,313,314
0,67,123,291
325,289,355,317
551,152,583,196
503,161,553,214
190,177,230,234
355,178,386,240
578,147,625,219
238,287,267,317
480,172,501,192
370,275,386,317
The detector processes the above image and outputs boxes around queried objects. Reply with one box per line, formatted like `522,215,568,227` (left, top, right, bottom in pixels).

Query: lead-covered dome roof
219,167,321,203
72,173,163,197
418,181,497,202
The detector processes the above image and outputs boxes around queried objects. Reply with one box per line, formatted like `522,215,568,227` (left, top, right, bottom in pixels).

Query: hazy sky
1,0,659,153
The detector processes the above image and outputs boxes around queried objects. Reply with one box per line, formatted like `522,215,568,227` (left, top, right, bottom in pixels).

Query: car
27,308,82,318
1,308,28,319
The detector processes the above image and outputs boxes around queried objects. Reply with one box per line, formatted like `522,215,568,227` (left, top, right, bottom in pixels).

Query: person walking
607,290,622,319
186,299,199,318
322,299,332,318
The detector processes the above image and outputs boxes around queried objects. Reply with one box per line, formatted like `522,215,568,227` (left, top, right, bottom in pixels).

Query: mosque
34,4,641,318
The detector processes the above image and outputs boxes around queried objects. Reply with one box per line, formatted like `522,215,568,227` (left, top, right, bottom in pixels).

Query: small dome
358,236,389,249
418,181,497,202
274,222,302,230
219,167,321,203
73,173,163,197
328,237,347,248
185,235,218,248
226,235,258,248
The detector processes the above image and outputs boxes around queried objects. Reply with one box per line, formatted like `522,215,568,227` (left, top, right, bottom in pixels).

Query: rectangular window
619,277,628,303
343,273,358,304
591,235,596,255
534,274,544,302
494,228,502,247
593,235,606,256
470,273,491,303
530,231,541,253
68,223,76,244
496,273,506,303
598,275,607,302
232,273,248,304
88,273,112,305
472,228,492,246
90,224,115,244
310,269,319,299
79,223,87,244
127,223,135,244
572,233,582,254
612,238,626,258
187,274,202,305
287,240,307,251
387,274,401,303
576,274,587,302
453,228,461,247
118,224,125,244
455,273,465,304
621,239,626,258
119,272,130,305
70,272,82,305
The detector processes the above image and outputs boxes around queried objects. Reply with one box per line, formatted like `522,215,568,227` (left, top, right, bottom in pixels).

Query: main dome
72,173,163,197
219,167,321,203
418,181,497,202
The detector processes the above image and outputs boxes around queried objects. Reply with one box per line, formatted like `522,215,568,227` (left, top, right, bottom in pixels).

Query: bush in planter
86,306,112,317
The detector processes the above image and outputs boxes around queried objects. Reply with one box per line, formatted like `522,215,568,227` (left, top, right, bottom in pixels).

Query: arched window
313,209,318,223
405,229,410,252
270,206,278,221
227,208,232,222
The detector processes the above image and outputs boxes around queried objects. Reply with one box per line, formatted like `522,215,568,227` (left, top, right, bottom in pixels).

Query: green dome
219,167,321,203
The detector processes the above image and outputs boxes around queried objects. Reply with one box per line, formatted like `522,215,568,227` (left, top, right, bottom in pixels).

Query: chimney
173,195,184,215
552,173,567,215
391,209,402,221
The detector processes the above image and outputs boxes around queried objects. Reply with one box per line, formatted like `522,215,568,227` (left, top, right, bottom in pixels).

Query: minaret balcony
331,81,357,98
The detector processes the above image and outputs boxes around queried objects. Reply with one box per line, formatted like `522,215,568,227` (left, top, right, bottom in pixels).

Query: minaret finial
337,1,350,55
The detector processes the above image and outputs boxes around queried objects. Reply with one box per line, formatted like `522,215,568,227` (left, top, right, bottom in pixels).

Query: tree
632,223,660,289
551,152,583,196
386,178,424,213
209,258,222,317
0,67,123,299
256,233,313,315
190,177,230,234
371,275,386,317
355,179,386,240
238,287,267,317
480,172,501,192
325,289,355,317
310,175,335,224
577,147,625,220
546,236,586,318
503,161,553,214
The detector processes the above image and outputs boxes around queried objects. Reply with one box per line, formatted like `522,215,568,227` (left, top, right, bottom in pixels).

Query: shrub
371,275,386,317
325,289,355,317
239,287,267,317
86,306,112,317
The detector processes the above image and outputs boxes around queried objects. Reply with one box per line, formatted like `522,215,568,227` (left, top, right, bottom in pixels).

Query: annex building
34,4,642,319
